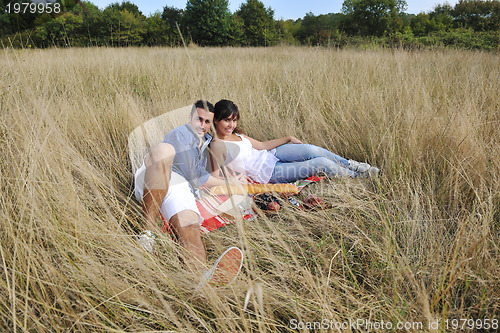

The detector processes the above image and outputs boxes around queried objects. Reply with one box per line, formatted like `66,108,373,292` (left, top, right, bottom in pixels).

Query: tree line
1,0,498,51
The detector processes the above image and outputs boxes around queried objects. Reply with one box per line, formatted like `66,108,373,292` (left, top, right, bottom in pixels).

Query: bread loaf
210,183,299,195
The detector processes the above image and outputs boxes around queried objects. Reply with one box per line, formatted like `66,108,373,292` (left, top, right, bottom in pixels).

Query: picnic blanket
195,175,324,234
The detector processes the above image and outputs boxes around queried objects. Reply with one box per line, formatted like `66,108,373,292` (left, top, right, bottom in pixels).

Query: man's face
189,107,214,137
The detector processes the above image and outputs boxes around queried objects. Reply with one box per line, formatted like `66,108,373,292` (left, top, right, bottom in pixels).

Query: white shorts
134,162,202,226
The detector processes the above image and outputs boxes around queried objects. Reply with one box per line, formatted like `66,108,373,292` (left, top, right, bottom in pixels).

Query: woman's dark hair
214,99,240,122
214,99,242,134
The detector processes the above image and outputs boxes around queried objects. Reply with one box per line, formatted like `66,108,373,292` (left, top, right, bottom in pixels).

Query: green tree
69,1,106,45
0,0,13,36
410,13,432,36
296,12,343,45
452,0,500,31
228,13,245,45
183,0,235,46
144,12,169,45
235,0,276,46
105,1,144,18
35,12,84,47
341,0,407,36
161,5,183,45
101,2,146,46
118,9,145,45
429,4,454,31
410,4,454,36
276,19,300,45
60,0,80,11
102,5,121,45
2,0,48,34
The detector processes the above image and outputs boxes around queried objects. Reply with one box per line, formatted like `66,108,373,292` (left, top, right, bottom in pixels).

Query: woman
210,99,379,184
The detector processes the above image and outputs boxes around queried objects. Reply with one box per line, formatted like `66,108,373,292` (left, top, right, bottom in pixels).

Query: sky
88,0,460,19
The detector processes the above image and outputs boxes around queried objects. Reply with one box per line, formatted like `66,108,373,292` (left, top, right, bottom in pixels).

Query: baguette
210,183,299,195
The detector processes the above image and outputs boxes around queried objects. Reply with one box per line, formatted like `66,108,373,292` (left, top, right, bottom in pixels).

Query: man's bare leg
169,210,207,274
169,211,244,289
142,143,175,231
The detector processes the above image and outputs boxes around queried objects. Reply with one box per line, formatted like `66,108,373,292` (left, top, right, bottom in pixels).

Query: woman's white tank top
223,134,278,183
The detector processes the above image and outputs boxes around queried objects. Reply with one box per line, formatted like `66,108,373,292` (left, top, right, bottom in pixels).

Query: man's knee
169,210,200,230
145,143,175,167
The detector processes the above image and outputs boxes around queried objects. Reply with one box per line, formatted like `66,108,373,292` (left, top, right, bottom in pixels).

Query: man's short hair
191,100,214,116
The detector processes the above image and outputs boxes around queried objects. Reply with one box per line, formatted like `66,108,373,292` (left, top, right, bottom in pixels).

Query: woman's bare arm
208,140,227,177
242,134,303,150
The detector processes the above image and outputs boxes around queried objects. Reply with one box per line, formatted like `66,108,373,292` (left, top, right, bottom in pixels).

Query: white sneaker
137,230,156,253
368,166,381,177
358,166,381,178
348,159,371,173
196,247,243,290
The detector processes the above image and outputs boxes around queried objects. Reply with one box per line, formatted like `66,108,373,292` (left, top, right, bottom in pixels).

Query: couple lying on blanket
134,99,379,289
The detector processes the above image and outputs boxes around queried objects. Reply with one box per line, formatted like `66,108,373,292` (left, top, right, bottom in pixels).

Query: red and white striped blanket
162,176,324,234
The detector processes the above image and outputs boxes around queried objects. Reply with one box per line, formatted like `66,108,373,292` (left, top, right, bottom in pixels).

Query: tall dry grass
0,46,499,332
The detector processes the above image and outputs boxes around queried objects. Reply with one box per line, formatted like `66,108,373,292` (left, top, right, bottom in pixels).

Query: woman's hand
289,136,303,144
235,174,251,184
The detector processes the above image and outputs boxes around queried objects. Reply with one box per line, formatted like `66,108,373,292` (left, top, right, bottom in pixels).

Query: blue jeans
269,144,357,183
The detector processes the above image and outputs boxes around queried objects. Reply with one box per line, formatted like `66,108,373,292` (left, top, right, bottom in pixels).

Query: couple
134,99,379,288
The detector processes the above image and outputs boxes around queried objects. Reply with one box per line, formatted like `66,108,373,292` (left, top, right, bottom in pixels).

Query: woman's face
215,114,238,136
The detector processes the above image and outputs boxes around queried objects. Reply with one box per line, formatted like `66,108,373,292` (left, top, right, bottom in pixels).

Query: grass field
1,46,499,332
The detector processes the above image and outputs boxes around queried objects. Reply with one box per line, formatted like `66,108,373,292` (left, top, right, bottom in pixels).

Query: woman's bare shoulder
220,134,243,142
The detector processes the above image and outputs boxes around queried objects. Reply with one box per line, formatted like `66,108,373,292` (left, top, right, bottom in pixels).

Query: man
134,100,244,287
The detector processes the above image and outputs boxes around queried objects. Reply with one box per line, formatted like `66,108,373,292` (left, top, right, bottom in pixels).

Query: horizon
88,0,460,19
